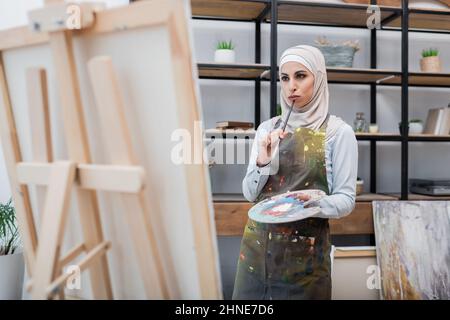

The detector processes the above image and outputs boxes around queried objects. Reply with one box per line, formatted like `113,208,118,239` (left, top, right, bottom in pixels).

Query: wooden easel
0,0,222,300
1,1,169,299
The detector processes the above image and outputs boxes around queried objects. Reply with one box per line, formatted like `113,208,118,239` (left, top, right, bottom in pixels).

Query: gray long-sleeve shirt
242,115,358,219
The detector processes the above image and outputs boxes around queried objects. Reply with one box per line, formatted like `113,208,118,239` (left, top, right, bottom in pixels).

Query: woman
232,45,358,300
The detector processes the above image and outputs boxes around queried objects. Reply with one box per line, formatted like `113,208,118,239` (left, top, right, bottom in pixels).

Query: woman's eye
296,74,306,79
281,76,288,81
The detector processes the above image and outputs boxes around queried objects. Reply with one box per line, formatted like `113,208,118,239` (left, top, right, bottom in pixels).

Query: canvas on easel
0,0,221,299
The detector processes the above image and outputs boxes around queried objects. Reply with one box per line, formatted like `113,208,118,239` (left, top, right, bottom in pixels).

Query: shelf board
356,193,399,202
204,130,450,142
384,7,450,32
212,192,398,203
261,67,402,85
198,62,270,80
213,201,375,235
355,133,450,141
204,130,428,142
392,193,450,200
384,72,450,87
262,68,450,87
213,193,247,202
408,134,450,141
191,0,269,21
267,1,400,28
355,132,402,141
327,67,401,84
271,2,450,33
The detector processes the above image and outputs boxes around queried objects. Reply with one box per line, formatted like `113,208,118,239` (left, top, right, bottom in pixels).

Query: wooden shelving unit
378,71,450,87
213,193,398,236
191,0,450,238
213,191,450,237
355,132,401,141
392,193,450,200
198,62,270,80
261,67,450,87
204,130,450,142
408,134,450,141
354,193,398,201
386,7,450,32
192,0,450,33
191,0,268,21
269,1,400,27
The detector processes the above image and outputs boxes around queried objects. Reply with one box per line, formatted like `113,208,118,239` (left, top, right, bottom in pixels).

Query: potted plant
314,36,360,68
214,40,235,63
356,177,364,196
0,199,25,299
420,48,442,73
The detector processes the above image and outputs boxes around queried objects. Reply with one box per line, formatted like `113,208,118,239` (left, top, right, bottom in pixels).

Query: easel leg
49,30,113,299
26,67,67,299
31,161,76,299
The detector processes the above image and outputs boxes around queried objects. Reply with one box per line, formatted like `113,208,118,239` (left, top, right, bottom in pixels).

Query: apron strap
319,113,330,131
273,114,330,132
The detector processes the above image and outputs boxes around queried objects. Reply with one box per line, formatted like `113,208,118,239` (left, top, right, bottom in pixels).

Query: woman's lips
288,95,300,100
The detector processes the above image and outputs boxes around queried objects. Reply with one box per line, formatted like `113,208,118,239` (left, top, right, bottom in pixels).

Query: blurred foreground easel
0,0,221,299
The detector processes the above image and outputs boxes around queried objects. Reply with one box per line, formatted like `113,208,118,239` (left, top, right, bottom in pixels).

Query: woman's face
280,61,315,111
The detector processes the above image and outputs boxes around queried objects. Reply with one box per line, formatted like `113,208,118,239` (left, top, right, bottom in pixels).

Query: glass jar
353,112,368,133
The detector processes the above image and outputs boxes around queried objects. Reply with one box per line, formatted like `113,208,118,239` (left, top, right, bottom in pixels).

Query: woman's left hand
295,193,311,202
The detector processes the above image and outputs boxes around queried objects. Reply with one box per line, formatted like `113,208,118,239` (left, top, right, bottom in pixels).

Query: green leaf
216,39,235,50
0,198,20,255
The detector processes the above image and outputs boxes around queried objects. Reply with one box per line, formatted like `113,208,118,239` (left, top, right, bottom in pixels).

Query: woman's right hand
256,129,288,167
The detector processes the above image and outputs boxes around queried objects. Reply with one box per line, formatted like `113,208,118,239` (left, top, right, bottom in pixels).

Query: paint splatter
374,201,450,300
249,190,325,223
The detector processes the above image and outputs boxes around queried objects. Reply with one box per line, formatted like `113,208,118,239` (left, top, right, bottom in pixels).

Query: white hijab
277,45,343,140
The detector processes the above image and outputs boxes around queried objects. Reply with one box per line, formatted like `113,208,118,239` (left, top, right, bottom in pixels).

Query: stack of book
423,107,450,135
215,121,254,130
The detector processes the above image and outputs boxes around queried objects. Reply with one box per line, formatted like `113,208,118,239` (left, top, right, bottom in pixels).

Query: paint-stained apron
232,115,331,300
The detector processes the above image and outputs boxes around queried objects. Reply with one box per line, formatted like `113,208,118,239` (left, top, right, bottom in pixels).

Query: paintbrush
271,100,296,164
280,99,295,136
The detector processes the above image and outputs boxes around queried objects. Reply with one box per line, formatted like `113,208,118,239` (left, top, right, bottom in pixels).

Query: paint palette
248,189,326,224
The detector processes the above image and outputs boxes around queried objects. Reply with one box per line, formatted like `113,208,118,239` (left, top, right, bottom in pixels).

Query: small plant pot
420,56,442,73
356,180,364,196
214,49,235,63
369,124,379,133
409,122,423,134
0,251,25,299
